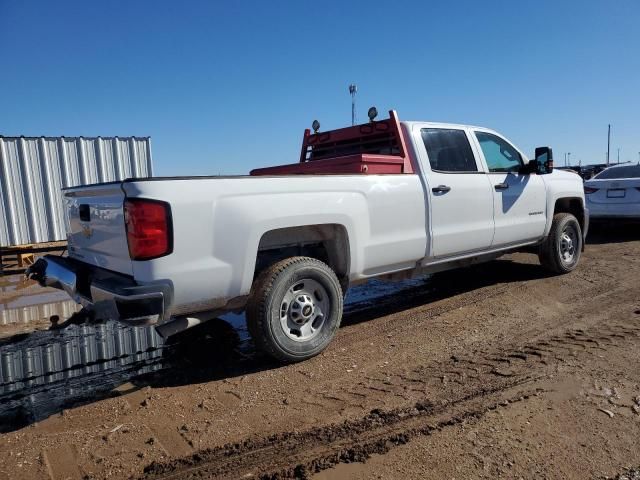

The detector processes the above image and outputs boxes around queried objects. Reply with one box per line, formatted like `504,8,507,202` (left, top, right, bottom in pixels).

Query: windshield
594,165,640,179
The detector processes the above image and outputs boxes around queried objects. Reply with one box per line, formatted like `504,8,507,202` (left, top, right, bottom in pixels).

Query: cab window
421,128,478,172
475,132,523,173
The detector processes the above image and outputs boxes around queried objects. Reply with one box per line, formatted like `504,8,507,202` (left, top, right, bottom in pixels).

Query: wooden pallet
0,241,67,275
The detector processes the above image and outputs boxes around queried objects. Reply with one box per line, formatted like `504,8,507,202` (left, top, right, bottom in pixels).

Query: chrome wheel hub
280,279,329,341
559,226,577,263
291,294,314,324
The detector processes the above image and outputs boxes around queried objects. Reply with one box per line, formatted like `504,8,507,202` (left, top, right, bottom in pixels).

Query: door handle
432,185,451,193
494,182,509,191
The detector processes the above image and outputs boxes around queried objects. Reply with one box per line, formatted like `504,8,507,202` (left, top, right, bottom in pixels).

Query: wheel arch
546,196,586,237
253,224,351,290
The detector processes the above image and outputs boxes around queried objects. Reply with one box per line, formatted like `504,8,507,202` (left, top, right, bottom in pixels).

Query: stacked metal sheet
0,136,153,247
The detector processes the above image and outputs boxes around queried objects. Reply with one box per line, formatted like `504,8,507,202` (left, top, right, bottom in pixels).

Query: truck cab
407,122,549,258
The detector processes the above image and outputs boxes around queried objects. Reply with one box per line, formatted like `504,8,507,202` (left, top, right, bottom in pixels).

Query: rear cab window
421,129,479,172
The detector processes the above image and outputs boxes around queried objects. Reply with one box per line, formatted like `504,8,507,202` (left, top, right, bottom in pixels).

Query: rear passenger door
418,128,495,258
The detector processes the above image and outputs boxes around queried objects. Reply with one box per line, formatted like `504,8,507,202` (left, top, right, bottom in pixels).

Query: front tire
246,257,343,362
538,213,582,274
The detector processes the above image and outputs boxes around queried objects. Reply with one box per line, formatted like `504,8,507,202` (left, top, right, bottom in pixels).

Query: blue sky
1,0,638,175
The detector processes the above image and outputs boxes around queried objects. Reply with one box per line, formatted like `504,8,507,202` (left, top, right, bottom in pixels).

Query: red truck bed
250,110,415,176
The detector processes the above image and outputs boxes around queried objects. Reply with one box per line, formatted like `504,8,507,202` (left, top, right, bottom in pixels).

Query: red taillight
124,199,172,260
584,186,599,194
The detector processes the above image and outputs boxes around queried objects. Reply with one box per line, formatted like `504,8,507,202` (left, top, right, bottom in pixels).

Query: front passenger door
473,131,547,246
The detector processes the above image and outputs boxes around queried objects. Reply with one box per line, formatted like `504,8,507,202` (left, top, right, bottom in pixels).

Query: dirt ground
1,223,639,480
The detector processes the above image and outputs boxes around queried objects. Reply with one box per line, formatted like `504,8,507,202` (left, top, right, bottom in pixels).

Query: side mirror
534,146,554,174
523,159,538,174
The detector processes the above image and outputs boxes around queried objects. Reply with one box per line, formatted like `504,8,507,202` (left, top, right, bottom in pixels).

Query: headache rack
250,110,414,175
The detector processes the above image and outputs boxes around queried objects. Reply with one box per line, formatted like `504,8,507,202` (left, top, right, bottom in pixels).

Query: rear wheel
246,256,343,362
538,213,582,274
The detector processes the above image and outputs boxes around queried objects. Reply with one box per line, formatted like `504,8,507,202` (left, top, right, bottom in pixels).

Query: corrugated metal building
0,136,153,247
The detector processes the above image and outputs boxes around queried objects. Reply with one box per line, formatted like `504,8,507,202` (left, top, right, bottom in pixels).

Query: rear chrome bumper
586,200,640,219
26,256,171,325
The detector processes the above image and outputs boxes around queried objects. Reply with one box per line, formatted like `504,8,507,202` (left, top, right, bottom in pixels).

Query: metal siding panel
0,136,152,247
136,138,153,177
0,142,10,244
116,138,133,179
77,138,95,185
43,138,66,241
22,138,49,243
100,138,116,182
63,138,81,187
0,139,30,246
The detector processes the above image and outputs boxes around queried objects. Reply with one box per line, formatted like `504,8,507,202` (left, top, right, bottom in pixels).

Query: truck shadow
0,257,572,433
500,172,530,213
341,259,552,330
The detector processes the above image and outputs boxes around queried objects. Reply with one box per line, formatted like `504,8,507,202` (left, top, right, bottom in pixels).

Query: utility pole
349,84,357,126
617,148,620,164
568,152,571,166
564,152,567,167
607,124,611,166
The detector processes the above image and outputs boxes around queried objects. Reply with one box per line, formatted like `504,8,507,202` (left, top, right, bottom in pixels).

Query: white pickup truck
28,110,588,362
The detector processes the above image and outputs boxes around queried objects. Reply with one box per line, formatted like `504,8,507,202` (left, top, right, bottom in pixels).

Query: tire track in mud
311,283,639,413
143,382,542,480
140,317,640,480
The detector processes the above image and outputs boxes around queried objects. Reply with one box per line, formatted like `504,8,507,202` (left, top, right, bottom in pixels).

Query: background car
584,163,640,220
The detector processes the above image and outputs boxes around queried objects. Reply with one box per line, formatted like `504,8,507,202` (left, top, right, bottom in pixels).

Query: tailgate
64,183,133,275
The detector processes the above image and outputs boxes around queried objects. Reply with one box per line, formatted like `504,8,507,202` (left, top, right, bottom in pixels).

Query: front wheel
538,213,583,274
246,257,343,362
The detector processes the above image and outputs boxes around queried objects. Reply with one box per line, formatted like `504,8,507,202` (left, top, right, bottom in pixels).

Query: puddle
1,274,80,327
0,275,431,431
344,276,431,308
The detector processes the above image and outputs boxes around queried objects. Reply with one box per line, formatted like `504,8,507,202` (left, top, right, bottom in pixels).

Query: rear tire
538,213,582,274
246,256,343,362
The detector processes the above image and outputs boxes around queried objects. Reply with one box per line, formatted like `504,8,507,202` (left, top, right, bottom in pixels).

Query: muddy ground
1,223,639,479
